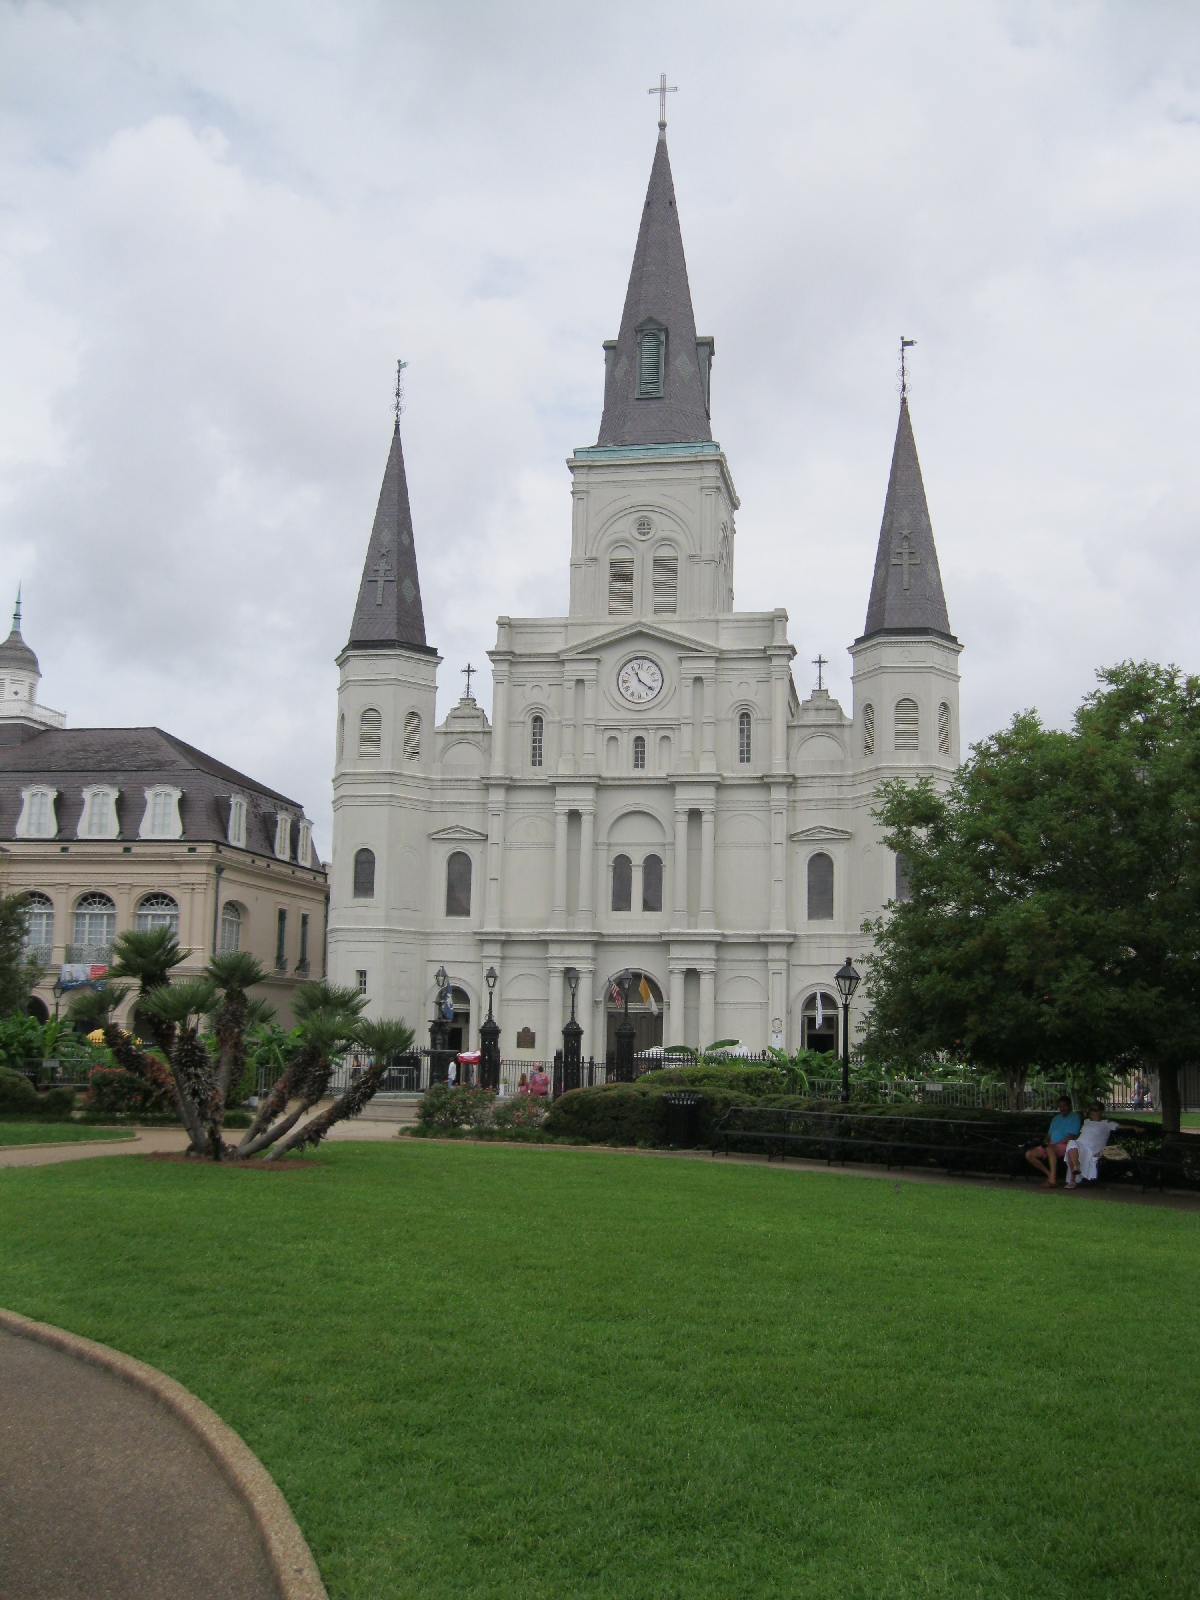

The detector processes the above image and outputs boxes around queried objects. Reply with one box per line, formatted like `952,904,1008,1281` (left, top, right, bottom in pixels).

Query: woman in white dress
1065,1102,1122,1188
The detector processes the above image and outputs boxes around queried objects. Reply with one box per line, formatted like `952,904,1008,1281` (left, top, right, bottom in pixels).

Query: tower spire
13,584,20,633
596,132,713,447
345,390,432,655
860,397,954,641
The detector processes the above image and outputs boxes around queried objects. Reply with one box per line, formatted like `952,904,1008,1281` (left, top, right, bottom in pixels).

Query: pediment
429,824,489,842
561,620,716,659
789,825,853,842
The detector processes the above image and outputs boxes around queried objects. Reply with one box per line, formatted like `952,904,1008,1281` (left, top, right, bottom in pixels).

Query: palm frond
138,977,218,1026
108,928,186,989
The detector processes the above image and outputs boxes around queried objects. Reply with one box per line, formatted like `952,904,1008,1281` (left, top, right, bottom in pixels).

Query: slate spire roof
861,398,955,641
345,423,434,655
596,134,714,447
0,590,40,676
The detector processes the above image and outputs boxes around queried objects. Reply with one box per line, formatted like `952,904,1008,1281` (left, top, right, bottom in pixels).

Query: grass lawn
1122,1111,1200,1130
0,1144,1197,1599
0,1121,133,1146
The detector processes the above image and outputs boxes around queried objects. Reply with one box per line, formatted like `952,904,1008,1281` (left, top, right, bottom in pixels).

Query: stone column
578,807,595,927
700,806,716,928
548,963,566,1044
673,806,689,923
681,676,695,769
576,963,595,1063
701,670,716,773
485,783,506,928
769,783,788,932
491,665,510,776
668,965,686,1048
699,967,716,1051
552,805,569,928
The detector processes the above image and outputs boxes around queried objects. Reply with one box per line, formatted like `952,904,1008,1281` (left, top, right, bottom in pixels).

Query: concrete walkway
0,1328,280,1599
0,1115,404,1169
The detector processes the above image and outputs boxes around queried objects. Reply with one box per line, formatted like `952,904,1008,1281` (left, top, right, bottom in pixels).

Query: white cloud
1,1,1200,858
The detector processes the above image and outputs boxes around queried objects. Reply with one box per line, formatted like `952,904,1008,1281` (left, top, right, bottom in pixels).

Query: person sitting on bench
1065,1102,1121,1189
1025,1097,1082,1189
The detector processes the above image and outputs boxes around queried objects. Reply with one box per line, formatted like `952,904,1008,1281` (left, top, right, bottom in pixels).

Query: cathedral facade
328,128,961,1064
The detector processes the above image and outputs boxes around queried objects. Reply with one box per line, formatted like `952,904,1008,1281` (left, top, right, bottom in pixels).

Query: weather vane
899,336,916,399
649,73,677,130
393,358,408,423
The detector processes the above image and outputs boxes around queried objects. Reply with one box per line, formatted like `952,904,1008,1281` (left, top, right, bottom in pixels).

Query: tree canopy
861,663,1200,1132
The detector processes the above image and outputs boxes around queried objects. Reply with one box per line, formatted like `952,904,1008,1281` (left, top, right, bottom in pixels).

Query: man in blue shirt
1025,1096,1083,1188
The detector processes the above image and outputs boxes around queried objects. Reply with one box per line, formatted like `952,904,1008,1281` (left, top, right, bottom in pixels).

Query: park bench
712,1107,1025,1178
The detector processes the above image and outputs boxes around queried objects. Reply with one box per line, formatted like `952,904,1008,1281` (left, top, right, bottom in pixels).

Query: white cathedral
328,124,961,1065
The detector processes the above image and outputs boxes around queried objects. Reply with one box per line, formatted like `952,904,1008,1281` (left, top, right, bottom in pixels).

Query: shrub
0,1066,74,1119
417,1084,496,1131
648,1063,787,1097
490,1094,549,1131
85,1066,166,1116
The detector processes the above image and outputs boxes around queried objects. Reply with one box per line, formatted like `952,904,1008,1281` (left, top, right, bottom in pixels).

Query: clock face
617,657,664,705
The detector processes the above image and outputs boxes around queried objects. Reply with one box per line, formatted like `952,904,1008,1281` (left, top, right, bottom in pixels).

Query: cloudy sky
2,1,1199,856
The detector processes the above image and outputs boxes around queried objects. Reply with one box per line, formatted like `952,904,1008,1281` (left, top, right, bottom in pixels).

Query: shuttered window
637,331,663,396
895,698,919,750
652,555,678,614
609,559,634,615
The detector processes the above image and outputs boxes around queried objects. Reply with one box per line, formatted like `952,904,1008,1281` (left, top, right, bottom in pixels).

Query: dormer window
139,787,183,840
227,796,247,849
635,321,666,398
16,786,57,839
274,814,293,860
79,786,120,840
297,819,313,867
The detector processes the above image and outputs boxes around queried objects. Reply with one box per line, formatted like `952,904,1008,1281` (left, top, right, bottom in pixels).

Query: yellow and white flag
638,975,659,1016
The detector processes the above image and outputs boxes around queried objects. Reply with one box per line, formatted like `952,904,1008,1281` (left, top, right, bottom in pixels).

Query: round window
634,517,653,539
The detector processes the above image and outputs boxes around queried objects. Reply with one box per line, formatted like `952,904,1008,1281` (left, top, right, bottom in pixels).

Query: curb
0,1306,327,1600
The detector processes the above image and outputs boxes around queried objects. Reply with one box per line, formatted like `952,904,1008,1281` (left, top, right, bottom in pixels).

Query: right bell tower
849,393,962,778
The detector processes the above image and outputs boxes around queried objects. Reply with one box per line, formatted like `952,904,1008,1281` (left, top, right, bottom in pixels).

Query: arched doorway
802,990,839,1057
605,971,664,1057
447,986,471,1053
25,995,48,1023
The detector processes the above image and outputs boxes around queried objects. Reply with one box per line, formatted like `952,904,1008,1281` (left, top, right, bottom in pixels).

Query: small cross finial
812,654,828,692
899,336,916,399
393,359,408,425
462,662,476,700
649,73,677,131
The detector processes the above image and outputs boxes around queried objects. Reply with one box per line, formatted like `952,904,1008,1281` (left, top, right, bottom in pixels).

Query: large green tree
862,663,1200,1135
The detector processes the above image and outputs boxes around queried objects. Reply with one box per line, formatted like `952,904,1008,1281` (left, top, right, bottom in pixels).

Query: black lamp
480,965,500,1090
833,957,861,1104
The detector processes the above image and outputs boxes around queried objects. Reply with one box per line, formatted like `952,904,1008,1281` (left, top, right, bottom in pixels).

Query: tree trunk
265,1057,387,1159
1158,1063,1182,1142
1004,1067,1028,1112
237,1055,309,1151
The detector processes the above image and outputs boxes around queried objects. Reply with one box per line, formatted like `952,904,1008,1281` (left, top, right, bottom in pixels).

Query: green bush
417,1084,496,1131
544,1082,765,1147
489,1094,549,1132
647,1063,788,1096
85,1067,164,1116
0,1066,74,1119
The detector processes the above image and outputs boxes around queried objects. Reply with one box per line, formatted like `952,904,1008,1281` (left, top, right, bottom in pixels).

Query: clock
617,657,664,705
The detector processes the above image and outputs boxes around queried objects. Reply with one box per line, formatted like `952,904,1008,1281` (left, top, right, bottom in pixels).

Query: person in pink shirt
528,1067,550,1098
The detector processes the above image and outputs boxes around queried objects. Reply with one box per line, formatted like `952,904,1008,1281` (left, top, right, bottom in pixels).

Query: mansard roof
0,726,319,858
346,424,435,655
861,398,955,641
596,135,714,447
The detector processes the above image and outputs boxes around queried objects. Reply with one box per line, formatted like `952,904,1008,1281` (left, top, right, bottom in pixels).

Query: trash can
662,1091,704,1149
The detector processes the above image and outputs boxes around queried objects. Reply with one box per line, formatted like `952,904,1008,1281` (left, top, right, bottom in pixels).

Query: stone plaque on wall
516,1027,536,1049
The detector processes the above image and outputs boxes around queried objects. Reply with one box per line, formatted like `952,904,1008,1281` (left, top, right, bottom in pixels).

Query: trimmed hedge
0,1066,75,1119
644,1064,788,1096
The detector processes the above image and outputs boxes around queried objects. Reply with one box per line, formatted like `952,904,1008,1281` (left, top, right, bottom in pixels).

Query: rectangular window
29,791,51,837
356,968,368,995
275,908,287,970
652,555,678,614
608,558,634,615
298,821,313,867
228,797,246,849
299,913,309,970
151,791,171,836
87,792,110,836
275,815,292,860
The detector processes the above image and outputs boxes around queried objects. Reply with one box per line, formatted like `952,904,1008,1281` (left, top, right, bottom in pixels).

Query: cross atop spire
649,73,677,136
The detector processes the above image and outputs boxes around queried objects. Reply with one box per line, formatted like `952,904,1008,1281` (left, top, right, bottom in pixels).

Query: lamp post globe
562,966,583,1089
833,957,861,1104
479,964,501,1090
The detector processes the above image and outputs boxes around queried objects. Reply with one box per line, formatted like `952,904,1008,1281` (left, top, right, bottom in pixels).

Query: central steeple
596,134,714,447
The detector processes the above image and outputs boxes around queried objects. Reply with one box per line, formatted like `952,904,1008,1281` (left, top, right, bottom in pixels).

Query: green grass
1122,1110,1200,1130
0,1121,133,1146
0,1143,1197,1599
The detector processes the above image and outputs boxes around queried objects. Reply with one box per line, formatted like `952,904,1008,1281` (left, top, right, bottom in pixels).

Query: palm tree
236,983,365,1159
262,1013,416,1160
138,977,219,1155
206,952,267,1149
66,982,179,1114
107,928,187,1058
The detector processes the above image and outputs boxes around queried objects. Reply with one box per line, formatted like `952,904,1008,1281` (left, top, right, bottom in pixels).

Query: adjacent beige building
0,602,327,1025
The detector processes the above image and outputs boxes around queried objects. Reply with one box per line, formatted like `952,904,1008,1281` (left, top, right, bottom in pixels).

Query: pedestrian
1024,1096,1082,1189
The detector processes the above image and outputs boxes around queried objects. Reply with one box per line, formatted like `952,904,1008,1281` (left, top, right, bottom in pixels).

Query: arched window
802,991,840,1054
219,902,242,953
404,710,421,761
446,851,472,917
136,893,179,934
642,854,663,912
807,853,834,920
863,703,875,757
353,847,375,899
73,893,115,952
938,701,951,755
611,854,632,912
530,714,544,768
609,556,634,615
738,711,752,764
359,708,382,757
895,854,913,903
895,698,919,751
633,735,646,770
23,893,53,953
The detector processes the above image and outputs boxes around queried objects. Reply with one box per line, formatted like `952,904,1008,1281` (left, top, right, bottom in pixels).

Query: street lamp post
562,967,583,1091
479,965,500,1090
834,957,861,1104
614,970,636,1083
430,963,452,1084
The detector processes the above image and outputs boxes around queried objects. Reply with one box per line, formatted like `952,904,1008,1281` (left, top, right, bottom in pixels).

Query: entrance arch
802,990,839,1057
604,971,664,1057
447,986,471,1053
